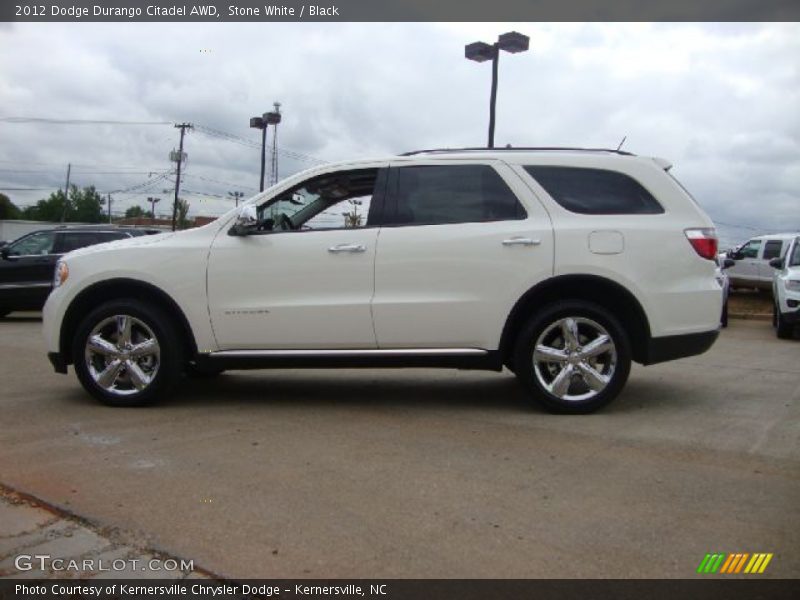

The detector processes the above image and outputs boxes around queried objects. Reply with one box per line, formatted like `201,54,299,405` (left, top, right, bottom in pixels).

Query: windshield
790,238,800,267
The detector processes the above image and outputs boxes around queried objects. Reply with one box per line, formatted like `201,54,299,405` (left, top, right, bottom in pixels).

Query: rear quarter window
523,166,664,215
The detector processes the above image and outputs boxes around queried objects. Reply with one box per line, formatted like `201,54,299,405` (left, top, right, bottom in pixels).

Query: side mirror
728,250,742,261
228,205,259,236
0,247,9,260
769,257,784,269
722,258,735,270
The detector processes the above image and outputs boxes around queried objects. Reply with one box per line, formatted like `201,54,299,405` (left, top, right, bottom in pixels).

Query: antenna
616,136,627,152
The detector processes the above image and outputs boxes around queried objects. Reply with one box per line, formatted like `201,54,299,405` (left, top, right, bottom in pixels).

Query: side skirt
194,348,503,372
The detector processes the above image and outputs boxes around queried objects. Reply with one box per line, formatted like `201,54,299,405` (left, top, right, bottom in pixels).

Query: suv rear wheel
513,301,631,414
72,300,183,406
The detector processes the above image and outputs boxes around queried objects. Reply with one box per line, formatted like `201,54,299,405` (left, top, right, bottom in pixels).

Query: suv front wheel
513,301,631,414
72,300,183,407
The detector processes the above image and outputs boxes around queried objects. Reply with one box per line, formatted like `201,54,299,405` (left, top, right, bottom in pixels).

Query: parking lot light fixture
465,31,530,148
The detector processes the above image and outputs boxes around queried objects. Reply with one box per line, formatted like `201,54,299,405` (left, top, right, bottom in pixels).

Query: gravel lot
0,314,798,579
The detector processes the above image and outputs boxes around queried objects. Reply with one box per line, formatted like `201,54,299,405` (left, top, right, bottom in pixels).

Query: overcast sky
0,22,797,245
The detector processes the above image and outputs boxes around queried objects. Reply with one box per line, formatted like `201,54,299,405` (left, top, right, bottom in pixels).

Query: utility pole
60,163,71,222
171,123,192,231
107,194,112,223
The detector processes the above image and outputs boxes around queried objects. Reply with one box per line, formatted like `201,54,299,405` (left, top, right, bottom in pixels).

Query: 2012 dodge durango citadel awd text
42,148,723,413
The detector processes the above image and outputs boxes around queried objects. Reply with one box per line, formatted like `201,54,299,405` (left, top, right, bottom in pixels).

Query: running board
198,348,502,372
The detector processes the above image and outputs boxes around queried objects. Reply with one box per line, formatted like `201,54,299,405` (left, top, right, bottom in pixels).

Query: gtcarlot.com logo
14,554,193,572
697,552,773,574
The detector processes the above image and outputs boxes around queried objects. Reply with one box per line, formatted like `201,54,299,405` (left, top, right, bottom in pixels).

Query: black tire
513,300,632,414
72,299,184,407
721,300,728,328
776,305,793,340
772,301,778,327
0,310,10,319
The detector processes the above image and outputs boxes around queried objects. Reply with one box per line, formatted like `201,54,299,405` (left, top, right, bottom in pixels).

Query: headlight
786,279,800,292
54,261,69,288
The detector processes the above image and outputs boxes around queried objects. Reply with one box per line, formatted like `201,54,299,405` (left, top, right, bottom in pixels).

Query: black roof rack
400,146,636,157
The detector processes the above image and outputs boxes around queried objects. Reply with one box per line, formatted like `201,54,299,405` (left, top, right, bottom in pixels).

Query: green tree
71,186,104,223
20,185,104,223
176,198,191,229
125,205,147,218
0,193,21,219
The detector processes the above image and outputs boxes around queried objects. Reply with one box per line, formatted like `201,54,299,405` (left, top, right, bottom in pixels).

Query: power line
194,123,327,165
0,117,172,125
0,186,56,191
184,173,257,192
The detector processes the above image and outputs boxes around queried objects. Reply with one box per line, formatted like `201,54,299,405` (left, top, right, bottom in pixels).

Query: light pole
147,196,160,218
228,191,244,207
465,31,529,148
249,115,268,192
264,103,282,186
251,104,282,192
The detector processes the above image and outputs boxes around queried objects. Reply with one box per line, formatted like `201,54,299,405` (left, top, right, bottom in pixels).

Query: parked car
770,235,800,339
0,226,160,317
715,256,736,327
42,148,723,413
724,233,800,291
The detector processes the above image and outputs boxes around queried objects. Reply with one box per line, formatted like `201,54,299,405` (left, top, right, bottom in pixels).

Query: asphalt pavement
0,315,798,579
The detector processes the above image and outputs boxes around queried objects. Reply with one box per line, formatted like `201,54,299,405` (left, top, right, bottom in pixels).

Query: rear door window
523,166,664,215
55,232,101,253
386,164,526,226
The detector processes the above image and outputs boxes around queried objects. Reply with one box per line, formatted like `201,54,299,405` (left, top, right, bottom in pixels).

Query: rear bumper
47,352,68,374
642,329,719,365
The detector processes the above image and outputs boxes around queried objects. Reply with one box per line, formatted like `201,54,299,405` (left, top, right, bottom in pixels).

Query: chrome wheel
84,315,160,397
533,316,617,402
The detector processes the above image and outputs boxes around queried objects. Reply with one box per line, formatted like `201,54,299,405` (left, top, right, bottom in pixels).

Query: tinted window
55,231,128,253
56,232,101,253
762,240,783,260
387,165,525,226
96,232,129,243
524,166,664,215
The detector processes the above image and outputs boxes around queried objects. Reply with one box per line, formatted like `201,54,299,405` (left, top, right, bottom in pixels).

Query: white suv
42,148,722,413
771,235,800,339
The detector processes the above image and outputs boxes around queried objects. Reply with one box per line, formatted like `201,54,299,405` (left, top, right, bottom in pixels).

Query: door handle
502,237,541,247
328,243,366,253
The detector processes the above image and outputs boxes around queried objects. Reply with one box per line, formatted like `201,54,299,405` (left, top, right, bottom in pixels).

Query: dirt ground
728,289,773,317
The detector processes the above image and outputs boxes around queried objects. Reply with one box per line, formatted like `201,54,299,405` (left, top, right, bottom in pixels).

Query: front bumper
642,329,720,366
48,352,68,374
780,307,800,325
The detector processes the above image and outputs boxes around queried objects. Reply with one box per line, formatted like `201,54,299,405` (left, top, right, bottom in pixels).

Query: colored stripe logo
697,553,773,574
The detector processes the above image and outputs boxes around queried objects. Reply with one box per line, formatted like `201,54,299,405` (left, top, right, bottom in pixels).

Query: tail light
685,228,718,260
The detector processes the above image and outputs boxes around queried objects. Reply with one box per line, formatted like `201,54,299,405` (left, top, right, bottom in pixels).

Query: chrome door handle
328,243,366,253
502,237,540,246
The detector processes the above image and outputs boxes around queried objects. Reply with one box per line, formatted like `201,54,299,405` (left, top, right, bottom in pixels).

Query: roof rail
400,146,636,157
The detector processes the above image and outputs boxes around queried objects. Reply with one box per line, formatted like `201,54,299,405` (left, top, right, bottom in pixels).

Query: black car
0,226,160,316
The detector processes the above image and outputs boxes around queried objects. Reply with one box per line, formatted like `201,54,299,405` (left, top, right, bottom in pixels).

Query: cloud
0,22,797,246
